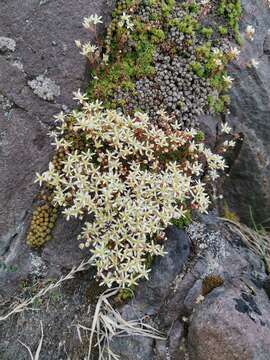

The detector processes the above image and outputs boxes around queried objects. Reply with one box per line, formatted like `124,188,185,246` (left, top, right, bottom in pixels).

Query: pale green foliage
36,95,227,288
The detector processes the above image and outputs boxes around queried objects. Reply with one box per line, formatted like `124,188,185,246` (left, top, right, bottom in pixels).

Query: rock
168,320,185,359
0,0,114,296
223,0,270,226
263,31,270,55
0,37,16,53
110,336,155,360
154,321,184,360
110,215,270,360
183,279,203,314
120,227,191,318
0,270,101,360
110,227,190,357
188,282,270,360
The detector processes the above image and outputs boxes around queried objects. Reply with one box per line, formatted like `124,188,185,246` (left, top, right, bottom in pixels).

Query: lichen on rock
28,75,60,101
0,36,16,52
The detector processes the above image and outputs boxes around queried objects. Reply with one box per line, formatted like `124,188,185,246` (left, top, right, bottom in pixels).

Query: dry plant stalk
18,321,44,360
0,258,93,322
75,288,164,360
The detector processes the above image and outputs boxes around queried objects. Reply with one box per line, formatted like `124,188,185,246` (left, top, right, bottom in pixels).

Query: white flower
73,89,88,104
229,46,240,59
34,172,46,186
102,54,109,64
221,122,232,134
82,14,102,29
196,295,205,304
214,58,223,67
250,58,259,68
54,111,66,123
119,12,134,31
80,42,98,57
223,140,236,148
245,25,255,41
223,75,234,88
212,48,222,56
209,169,219,181
74,40,82,48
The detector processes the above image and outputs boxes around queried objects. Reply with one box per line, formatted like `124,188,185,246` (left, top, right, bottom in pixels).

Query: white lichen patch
0,37,16,52
12,60,24,72
187,221,226,275
30,253,47,277
0,94,13,112
28,75,60,101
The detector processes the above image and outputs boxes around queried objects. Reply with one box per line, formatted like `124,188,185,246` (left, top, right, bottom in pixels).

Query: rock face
189,283,270,360
223,0,270,227
0,0,113,295
110,215,270,360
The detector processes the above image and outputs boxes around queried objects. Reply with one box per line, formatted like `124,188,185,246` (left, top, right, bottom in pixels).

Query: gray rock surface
223,0,270,227
120,227,191,319
188,282,270,360
110,215,270,360
0,0,113,296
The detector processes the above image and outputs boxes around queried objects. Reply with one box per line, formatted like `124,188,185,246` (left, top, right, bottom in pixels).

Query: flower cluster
36,94,227,287
75,15,103,63
118,12,134,31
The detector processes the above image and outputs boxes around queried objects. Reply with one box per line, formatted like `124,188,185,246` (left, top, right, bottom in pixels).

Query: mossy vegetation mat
88,0,241,123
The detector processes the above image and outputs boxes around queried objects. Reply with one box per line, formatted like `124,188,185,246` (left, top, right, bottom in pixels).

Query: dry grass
220,217,270,272
0,258,93,322
18,321,44,360
76,288,165,360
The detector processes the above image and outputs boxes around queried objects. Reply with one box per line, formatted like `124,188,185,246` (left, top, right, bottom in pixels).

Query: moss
170,15,199,35
218,25,228,36
88,15,158,103
217,0,242,42
200,27,213,39
191,61,205,78
185,1,199,14
161,0,175,17
208,95,228,114
209,72,227,91
194,131,205,142
171,210,192,229
202,274,224,296
115,287,135,303
0,262,18,273
223,201,240,222
195,42,212,61
150,27,166,43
